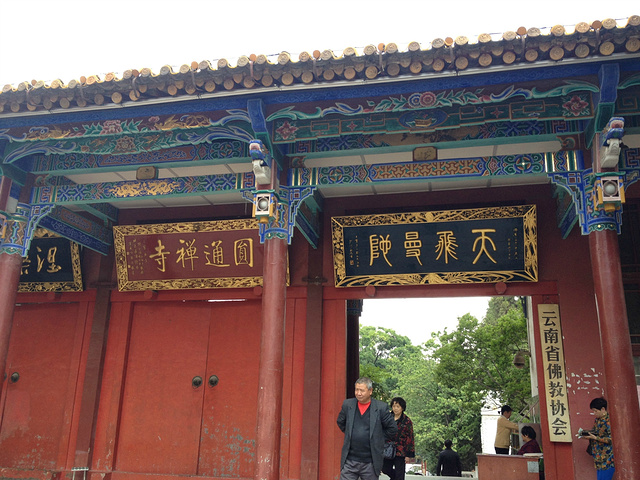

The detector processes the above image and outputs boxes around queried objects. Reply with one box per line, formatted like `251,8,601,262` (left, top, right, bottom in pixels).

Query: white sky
361,297,492,345
0,1,637,86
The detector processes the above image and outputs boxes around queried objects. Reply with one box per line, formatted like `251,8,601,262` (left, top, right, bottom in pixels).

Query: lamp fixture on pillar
594,174,625,212
253,191,276,224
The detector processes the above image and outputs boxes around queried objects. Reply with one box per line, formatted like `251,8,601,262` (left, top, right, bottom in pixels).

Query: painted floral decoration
276,121,299,141
114,136,137,153
101,120,123,135
562,95,590,117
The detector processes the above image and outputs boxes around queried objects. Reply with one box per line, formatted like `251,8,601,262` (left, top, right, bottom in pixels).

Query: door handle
208,375,219,387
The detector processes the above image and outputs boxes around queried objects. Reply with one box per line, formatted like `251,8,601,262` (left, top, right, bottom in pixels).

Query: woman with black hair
381,397,415,480
516,425,541,455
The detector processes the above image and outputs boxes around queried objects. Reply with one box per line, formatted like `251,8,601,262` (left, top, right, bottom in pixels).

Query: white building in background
480,408,501,454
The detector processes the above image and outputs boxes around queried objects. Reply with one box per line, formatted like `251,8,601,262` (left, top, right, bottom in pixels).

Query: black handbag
383,440,396,459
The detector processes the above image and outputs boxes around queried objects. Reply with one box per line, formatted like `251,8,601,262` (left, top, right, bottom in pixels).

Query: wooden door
0,303,80,469
115,300,261,477
198,301,261,477
115,302,210,473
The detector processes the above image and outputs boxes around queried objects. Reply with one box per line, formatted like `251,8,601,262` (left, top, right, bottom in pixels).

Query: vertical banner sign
538,304,572,442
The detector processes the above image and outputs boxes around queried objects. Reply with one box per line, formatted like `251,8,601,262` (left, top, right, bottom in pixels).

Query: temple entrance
357,295,539,477
114,299,262,478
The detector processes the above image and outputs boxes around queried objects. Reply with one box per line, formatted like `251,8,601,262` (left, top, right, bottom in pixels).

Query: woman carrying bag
382,397,415,480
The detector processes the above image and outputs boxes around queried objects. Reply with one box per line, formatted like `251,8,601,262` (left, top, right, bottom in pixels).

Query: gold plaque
413,146,437,161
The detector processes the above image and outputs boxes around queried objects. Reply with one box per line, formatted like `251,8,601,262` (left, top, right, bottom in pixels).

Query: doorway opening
356,296,539,476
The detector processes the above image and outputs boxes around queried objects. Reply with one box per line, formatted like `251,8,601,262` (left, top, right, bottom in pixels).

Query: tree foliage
359,325,420,402
429,297,532,414
390,350,483,471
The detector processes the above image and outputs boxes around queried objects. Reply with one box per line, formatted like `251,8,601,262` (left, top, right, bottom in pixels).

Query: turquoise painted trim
38,212,111,255
293,134,564,161
290,151,581,188
29,157,252,176
31,173,252,205
79,203,119,223
619,74,640,89
46,206,113,245
2,122,255,164
0,164,27,186
0,203,54,256
266,81,599,122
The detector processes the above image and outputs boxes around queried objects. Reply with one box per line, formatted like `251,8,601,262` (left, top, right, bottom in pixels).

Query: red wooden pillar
346,300,361,394
589,230,640,480
254,236,288,480
0,252,23,398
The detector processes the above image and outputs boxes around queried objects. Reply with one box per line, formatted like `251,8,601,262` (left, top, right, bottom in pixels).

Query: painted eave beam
37,206,112,255
30,172,253,205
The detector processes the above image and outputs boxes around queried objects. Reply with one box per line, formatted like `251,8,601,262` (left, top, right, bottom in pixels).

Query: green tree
359,325,420,402
391,349,482,471
484,296,526,325
430,298,532,415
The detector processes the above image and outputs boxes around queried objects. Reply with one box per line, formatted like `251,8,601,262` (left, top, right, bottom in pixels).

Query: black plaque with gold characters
19,229,83,292
332,205,537,287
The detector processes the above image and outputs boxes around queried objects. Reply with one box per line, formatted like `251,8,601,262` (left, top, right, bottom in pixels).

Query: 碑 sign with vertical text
538,304,572,442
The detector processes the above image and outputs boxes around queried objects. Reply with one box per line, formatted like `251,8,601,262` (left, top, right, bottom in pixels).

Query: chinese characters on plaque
538,304,572,442
113,219,268,291
19,229,83,292
331,205,537,287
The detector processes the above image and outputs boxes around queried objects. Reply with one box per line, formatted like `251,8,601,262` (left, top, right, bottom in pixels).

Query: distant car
406,466,425,476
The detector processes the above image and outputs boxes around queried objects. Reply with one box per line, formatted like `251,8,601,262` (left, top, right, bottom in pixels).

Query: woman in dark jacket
382,397,416,480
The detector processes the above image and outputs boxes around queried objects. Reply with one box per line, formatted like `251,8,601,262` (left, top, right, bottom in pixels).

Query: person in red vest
337,377,398,480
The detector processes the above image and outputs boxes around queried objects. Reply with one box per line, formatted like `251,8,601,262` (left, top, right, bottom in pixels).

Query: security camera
513,351,527,369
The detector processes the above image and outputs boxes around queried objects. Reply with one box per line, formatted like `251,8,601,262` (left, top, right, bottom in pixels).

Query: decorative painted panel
18,230,83,292
332,205,537,287
113,219,267,291
31,141,246,173
290,152,582,188
31,173,252,205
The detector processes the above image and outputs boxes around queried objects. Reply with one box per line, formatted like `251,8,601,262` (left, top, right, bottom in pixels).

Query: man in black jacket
337,377,398,480
435,439,462,477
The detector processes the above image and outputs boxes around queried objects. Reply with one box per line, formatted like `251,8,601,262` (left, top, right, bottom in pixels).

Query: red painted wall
3,181,634,480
